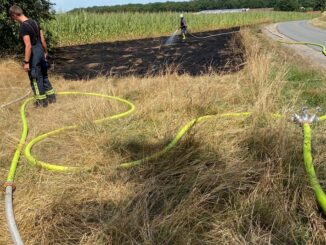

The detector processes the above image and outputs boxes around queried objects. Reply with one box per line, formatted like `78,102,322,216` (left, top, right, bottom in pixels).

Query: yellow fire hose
7,91,288,177
6,92,135,180
3,93,253,182
4,92,136,245
21,108,283,170
24,110,252,170
303,123,326,212
270,36,326,212
120,113,250,169
279,41,326,56
265,26,326,56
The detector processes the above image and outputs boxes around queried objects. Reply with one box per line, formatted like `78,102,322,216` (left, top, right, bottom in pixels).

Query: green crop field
44,11,317,46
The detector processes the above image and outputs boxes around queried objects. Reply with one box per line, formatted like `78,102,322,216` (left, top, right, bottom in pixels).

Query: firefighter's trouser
181,27,187,39
28,42,55,103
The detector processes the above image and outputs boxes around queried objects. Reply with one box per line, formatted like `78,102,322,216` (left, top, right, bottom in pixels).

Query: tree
299,0,316,8
314,0,326,11
275,0,299,11
0,0,54,54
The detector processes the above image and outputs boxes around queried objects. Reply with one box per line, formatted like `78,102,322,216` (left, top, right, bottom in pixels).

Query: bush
275,0,300,11
314,0,326,11
0,0,54,54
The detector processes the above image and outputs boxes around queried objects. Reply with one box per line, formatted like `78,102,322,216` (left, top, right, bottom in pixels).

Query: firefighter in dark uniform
9,5,56,107
180,14,187,40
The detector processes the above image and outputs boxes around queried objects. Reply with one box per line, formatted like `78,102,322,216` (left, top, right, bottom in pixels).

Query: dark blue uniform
180,17,187,39
20,19,55,106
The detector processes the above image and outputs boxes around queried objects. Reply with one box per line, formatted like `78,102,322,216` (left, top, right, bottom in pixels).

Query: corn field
44,11,317,46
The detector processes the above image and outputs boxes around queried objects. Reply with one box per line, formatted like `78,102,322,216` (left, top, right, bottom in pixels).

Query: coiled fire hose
4,91,136,245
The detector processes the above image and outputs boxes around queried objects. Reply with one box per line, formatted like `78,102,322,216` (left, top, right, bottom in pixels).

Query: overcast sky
51,0,189,12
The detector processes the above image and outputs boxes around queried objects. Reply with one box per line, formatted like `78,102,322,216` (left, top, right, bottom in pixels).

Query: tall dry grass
0,29,326,244
311,12,326,30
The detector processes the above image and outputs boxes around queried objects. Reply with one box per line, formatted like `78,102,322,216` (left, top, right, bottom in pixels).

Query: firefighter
180,14,187,40
9,5,56,107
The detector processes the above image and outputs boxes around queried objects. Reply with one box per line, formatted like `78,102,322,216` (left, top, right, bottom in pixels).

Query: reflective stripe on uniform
34,95,47,100
45,89,55,95
33,79,40,96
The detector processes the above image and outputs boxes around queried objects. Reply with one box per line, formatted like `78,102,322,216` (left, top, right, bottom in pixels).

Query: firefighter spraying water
164,14,187,46
163,14,187,46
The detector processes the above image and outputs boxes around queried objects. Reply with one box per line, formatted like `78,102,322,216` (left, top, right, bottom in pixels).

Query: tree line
71,0,326,13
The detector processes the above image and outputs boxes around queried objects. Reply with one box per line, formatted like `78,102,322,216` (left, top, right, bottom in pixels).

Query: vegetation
311,11,326,29
0,0,322,53
1,2,325,244
0,1,320,52
72,0,320,13
314,0,326,11
0,0,54,53
44,11,317,47
1,29,326,244
275,0,300,11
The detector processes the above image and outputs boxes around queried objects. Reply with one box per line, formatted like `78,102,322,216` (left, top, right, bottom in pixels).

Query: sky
51,0,189,12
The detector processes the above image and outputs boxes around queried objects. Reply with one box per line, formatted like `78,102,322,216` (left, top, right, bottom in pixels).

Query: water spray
163,29,179,46
163,29,240,46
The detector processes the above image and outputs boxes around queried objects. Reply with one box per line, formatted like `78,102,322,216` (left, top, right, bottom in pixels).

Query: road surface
263,20,326,68
277,20,326,52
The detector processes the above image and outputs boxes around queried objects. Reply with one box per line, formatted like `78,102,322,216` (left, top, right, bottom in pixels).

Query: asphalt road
277,20,326,52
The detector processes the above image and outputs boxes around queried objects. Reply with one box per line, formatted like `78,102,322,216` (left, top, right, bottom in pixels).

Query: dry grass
0,60,29,105
310,12,326,30
1,29,326,244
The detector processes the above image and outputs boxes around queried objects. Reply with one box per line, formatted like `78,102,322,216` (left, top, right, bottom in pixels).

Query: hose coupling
2,182,16,192
292,107,321,125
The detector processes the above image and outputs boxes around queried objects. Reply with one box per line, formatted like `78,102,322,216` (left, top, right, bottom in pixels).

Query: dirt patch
51,27,244,80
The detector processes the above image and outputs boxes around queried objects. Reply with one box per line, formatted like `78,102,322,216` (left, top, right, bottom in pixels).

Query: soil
51,27,245,80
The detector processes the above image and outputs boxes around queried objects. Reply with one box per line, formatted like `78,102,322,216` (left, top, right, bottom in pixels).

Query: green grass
44,11,318,46
282,65,326,108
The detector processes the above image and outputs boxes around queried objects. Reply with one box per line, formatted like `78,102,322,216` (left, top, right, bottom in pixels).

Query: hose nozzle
292,107,321,125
